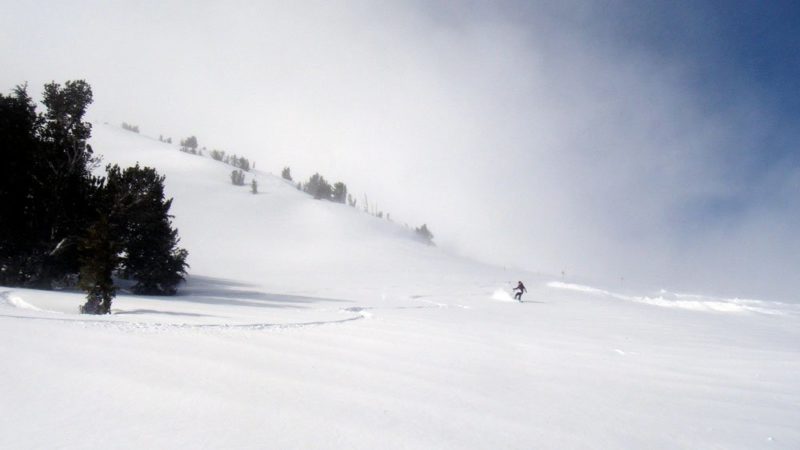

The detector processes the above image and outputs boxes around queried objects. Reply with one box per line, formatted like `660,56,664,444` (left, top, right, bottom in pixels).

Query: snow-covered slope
1,124,799,449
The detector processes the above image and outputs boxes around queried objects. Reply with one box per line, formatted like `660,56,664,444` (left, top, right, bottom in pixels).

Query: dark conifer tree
37,80,98,286
0,81,97,287
210,149,225,161
0,84,43,285
304,173,332,200
332,182,347,203
78,215,117,314
231,169,245,185
415,224,434,245
180,136,198,153
105,164,189,295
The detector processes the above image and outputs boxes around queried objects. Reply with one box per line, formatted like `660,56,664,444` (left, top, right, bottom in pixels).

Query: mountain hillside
1,124,798,449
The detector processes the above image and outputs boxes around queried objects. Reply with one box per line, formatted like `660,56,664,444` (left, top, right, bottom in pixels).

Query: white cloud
2,0,797,300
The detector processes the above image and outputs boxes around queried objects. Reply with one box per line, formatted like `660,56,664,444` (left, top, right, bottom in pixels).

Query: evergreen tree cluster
302,173,347,203
282,167,292,181
332,182,347,203
209,149,251,171
1,80,98,288
210,149,226,161
158,135,173,144
303,173,331,200
231,169,246,186
0,81,188,314
103,164,189,296
180,136,198,154
121,122,139,133
415,224,434,245
230,154,250,171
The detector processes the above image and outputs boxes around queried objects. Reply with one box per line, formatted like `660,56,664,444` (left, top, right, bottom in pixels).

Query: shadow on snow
170,275,353,309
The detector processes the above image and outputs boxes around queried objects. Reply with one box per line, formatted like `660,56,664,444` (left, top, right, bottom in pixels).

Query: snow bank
547,281,794,315
2,291,51,312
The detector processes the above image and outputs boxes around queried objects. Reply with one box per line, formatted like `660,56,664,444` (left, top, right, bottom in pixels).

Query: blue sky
595,0,799,161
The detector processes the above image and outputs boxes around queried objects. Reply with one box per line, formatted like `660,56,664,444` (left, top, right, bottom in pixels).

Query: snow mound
547,281,794,315
491,289,514,302
2,291,50,312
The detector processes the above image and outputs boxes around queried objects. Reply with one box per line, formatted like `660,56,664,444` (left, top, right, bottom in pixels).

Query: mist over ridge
3,0,798,301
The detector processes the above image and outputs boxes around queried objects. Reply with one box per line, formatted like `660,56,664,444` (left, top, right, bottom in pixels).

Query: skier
513,281,527,302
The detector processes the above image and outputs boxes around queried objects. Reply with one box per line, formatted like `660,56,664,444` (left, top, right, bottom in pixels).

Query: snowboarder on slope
513,281,527,302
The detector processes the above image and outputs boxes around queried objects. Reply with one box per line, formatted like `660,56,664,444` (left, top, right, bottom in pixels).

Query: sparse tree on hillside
210,149,225,161
180,136,198,153
332,182,347,204
415,224,434,245
303,173,332,200
231,169,245,186
121,122,139,133
251,179,258,194
231,155,250,171
282,167,292,181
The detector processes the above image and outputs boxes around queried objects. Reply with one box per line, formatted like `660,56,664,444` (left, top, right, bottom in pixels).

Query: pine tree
78,215,117,314
303,173,332,200
332,182,347,203
282,167,292,181
106,164,189,295
0,84,44,285
231,169,245,186
180,136,198,153
0,81,98,288
251,179,258,194
210,149,225,161
415,224,434,245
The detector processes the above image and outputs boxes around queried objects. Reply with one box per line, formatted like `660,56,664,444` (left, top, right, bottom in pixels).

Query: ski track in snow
0,290,370,333
0,286,477,334
1,290,58,313
1,289,471,333
0,309,368,333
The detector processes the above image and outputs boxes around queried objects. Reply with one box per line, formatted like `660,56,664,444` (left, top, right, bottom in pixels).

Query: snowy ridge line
546,281,794,315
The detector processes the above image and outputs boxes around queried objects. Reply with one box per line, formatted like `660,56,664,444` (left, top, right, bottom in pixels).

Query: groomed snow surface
2,125,799,449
